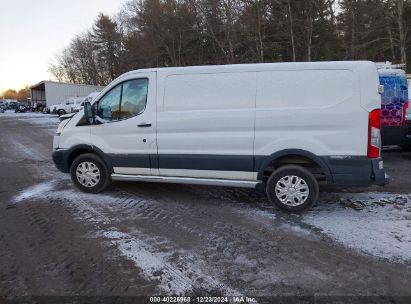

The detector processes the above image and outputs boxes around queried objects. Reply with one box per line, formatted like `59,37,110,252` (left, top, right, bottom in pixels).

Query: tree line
48,0,411,86
1,87,31,101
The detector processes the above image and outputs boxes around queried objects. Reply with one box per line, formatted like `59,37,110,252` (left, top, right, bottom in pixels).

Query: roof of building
30,80,105,90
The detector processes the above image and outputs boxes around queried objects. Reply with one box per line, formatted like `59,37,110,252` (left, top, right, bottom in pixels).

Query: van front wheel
70,153,110,193
266,165,319,212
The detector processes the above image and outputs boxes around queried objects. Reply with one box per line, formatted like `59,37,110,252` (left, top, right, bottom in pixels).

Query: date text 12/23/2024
149,296,257,303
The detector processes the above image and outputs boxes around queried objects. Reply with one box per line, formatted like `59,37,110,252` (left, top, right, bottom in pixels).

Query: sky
0,0,124,93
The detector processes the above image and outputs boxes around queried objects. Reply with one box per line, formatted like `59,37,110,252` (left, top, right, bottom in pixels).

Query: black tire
70,153,110,193
58,109,66,116
266,165,319,212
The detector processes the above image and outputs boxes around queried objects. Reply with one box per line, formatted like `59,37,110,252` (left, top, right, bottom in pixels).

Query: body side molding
111,174,260,188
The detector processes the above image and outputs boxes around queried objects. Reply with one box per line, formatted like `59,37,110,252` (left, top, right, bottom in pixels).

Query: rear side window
97,79,148,122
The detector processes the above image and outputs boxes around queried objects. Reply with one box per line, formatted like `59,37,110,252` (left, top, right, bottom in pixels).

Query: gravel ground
0,111,411,301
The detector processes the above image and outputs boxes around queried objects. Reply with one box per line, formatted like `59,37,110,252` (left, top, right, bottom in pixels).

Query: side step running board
111,174,260,188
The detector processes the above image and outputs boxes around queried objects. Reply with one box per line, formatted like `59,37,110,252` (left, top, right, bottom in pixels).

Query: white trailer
30,81,104,108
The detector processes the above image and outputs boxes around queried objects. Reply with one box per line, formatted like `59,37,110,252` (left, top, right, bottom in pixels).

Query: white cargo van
52,61,387,211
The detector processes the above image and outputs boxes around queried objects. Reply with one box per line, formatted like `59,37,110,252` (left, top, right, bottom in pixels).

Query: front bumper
52,149,70,173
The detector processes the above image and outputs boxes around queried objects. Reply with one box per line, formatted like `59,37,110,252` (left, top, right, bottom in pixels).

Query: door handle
138,123,152,128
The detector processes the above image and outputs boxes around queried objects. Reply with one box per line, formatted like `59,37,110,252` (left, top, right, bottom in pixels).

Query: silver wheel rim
76,162,101,188
275,175,310,207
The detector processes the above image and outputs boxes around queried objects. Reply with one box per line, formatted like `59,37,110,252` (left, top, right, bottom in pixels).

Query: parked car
50,104,57,114
71,98,85,113
15,104,30,113
52,61,387,212
5,100,19,110
73,92,100,113
52,97,85,116
378,68,408,146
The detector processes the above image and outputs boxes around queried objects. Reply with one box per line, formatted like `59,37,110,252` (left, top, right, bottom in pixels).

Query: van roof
121,61,377,77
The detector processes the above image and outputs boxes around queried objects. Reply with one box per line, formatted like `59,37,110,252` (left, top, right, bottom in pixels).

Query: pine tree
91,13,122,81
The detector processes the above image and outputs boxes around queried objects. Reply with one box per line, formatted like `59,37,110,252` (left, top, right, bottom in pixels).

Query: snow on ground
103,230,243,295
14,178,411,266
13,181,57,203
0,110,58,120
11,141,46,161
11,180,244,296
0,111,59,134
304,192,411,263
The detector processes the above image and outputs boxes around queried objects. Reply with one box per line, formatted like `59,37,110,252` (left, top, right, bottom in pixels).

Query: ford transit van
52,61,387,211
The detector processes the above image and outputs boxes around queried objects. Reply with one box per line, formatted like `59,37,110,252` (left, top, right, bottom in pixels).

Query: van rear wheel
266,165,319,212
70,153,110,193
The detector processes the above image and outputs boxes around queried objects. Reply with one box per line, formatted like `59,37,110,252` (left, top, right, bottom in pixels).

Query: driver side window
96,78,148,122
97,85,122,121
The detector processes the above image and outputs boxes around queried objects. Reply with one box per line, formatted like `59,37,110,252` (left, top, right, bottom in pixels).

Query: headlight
56,119,69,135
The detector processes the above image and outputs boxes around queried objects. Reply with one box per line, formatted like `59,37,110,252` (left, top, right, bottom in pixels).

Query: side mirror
84,102,94,124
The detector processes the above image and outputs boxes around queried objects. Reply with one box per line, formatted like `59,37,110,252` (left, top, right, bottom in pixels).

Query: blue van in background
378,68,409,146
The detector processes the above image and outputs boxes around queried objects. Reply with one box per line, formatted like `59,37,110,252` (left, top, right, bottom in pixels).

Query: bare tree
287,0,296,61
49,0,411,81
393,0,407,65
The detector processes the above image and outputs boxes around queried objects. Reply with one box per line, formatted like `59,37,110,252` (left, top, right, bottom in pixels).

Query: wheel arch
256,149,332,183
66,145,113,173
